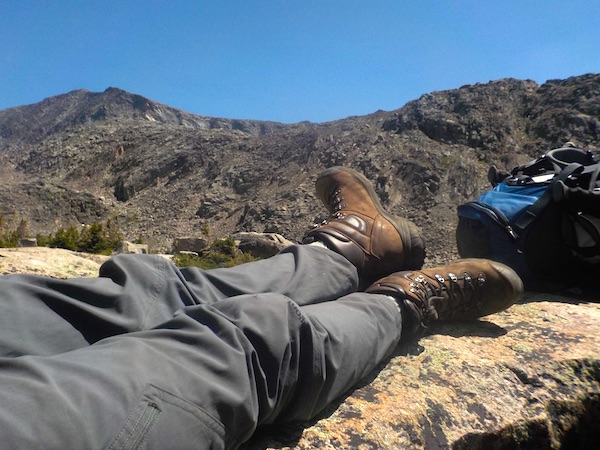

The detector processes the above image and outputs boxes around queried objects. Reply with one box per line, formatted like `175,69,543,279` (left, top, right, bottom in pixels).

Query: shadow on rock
453,392,600,450
426,319,508,339
520,288,600,305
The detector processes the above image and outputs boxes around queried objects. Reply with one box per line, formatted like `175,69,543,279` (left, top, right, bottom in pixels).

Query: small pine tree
49,227,80,251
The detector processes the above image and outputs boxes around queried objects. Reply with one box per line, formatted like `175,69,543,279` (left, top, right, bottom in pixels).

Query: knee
210,293,307,338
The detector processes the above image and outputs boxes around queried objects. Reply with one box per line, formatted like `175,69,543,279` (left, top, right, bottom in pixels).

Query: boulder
113,240,148,254
172,237,209,254
18,238,38,248
233,232,295,258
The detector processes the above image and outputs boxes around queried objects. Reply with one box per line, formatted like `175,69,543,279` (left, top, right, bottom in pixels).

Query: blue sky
1,1,599,123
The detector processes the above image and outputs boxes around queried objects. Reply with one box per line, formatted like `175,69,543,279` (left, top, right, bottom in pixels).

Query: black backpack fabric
456,144,600,290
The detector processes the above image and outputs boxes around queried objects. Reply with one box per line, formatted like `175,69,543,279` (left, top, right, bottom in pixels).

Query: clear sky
1,1,599,123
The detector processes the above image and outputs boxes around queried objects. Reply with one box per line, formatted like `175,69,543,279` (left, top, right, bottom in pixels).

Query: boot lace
408,271,486,325
327,186,346,213
311,187,346,229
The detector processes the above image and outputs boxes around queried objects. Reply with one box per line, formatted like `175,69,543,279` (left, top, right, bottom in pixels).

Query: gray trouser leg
0,245,403,448
0,245,357,357
0,292,402,449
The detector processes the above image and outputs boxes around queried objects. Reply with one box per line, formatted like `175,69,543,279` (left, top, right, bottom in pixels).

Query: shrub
40,220,124,255
75,220,123,254
0,218,29,248
172,236,261,269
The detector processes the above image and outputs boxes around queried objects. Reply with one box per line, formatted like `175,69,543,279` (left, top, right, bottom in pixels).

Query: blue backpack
456,144,600,290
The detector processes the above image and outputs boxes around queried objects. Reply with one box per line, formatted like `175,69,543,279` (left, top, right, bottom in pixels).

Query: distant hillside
1,74,598,265
0,87,286,154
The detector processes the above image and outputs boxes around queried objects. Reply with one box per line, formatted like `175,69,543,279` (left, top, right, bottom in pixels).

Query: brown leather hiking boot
303,166,426,286
365,258,523,336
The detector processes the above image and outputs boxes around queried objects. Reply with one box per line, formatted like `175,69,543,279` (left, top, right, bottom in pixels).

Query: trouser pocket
109,384,229,450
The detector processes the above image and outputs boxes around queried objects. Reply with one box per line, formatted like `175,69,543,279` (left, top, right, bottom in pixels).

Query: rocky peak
0,87,287,155
381,76,600,157
525,73,600,145
382,78,537,151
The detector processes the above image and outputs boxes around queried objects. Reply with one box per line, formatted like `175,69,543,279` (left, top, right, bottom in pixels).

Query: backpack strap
546,147,597,168
510,153,560,178
513,163,584,232
552,162,600,208
589,163,600,190
509,147,597,182
564,213,600,257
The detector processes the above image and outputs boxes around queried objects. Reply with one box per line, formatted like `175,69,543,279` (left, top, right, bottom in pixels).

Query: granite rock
246,292,600,449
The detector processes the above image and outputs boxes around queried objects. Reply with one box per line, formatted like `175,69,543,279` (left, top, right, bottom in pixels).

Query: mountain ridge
1,74,598,265
0,87,288,155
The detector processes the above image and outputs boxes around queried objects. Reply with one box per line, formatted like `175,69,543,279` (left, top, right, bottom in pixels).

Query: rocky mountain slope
1,74,599,265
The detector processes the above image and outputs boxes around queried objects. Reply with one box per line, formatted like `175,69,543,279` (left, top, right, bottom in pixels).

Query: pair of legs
0,246,404,448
